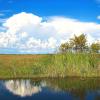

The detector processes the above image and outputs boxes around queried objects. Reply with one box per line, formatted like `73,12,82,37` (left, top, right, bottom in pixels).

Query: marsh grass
53,53,100,77
0,53,99,78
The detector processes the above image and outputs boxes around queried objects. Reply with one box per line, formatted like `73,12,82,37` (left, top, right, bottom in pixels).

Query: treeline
59,34,100,53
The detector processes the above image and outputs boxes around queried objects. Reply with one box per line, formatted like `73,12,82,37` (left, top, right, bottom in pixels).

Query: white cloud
20,32,28,38
47,37,57,48
0,12,100,53
19,37,57,53
3,12,42,34
0,32,18,48
97,15,100,19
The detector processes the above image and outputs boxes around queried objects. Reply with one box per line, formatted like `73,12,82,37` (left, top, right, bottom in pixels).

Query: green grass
53,53,100,77
0,53,99,78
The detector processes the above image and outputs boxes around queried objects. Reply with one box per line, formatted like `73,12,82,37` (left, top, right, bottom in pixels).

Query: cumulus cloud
20,32,28,38
97,15,100,19
0,12,100,53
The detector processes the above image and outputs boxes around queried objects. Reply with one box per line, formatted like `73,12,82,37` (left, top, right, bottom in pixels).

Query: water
0,78,100,100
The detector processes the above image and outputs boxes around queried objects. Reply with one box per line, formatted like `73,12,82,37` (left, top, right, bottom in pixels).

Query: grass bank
0,53,99,78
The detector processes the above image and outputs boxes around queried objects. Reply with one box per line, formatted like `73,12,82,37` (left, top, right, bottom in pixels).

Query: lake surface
0,78,100,100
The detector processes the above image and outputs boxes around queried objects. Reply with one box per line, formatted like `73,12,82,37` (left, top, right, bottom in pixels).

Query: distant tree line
59,34,100,53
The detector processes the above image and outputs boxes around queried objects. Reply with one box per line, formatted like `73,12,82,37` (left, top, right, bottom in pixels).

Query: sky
0,0,100,54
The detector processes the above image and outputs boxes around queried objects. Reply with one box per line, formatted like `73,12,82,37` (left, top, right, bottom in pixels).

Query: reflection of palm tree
4,80,42,97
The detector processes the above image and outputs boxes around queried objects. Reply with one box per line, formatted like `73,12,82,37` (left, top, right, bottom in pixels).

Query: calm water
0,78,100,100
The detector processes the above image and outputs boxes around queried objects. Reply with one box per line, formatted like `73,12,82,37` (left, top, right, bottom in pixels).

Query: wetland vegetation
0,34,100,78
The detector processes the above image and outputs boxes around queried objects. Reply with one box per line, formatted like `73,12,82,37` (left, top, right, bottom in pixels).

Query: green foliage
59,34,93,53
59,42,71,53
91,42,100,53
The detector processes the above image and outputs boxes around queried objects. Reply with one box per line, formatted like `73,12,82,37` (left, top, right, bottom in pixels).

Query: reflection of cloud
4,80,42,97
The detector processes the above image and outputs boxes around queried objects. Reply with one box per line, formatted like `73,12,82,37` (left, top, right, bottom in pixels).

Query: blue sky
0,0,100,54
0,0,100,22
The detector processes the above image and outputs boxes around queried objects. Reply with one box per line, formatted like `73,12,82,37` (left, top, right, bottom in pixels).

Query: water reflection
4,80,42,97
0,78,100,100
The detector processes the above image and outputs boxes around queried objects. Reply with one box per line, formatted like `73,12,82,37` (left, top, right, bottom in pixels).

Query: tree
70,34,87,52
91,42,100,53
59,42,71,53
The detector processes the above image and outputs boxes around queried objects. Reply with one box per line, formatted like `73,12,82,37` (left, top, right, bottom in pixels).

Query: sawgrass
0,53,99,78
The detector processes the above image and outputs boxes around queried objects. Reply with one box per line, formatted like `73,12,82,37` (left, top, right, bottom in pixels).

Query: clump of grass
53,53,100,77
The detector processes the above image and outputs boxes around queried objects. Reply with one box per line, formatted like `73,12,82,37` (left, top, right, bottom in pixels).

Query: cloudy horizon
0,0,100,54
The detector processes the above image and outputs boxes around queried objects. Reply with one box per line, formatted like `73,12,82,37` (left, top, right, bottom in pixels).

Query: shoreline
0,76,100,80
